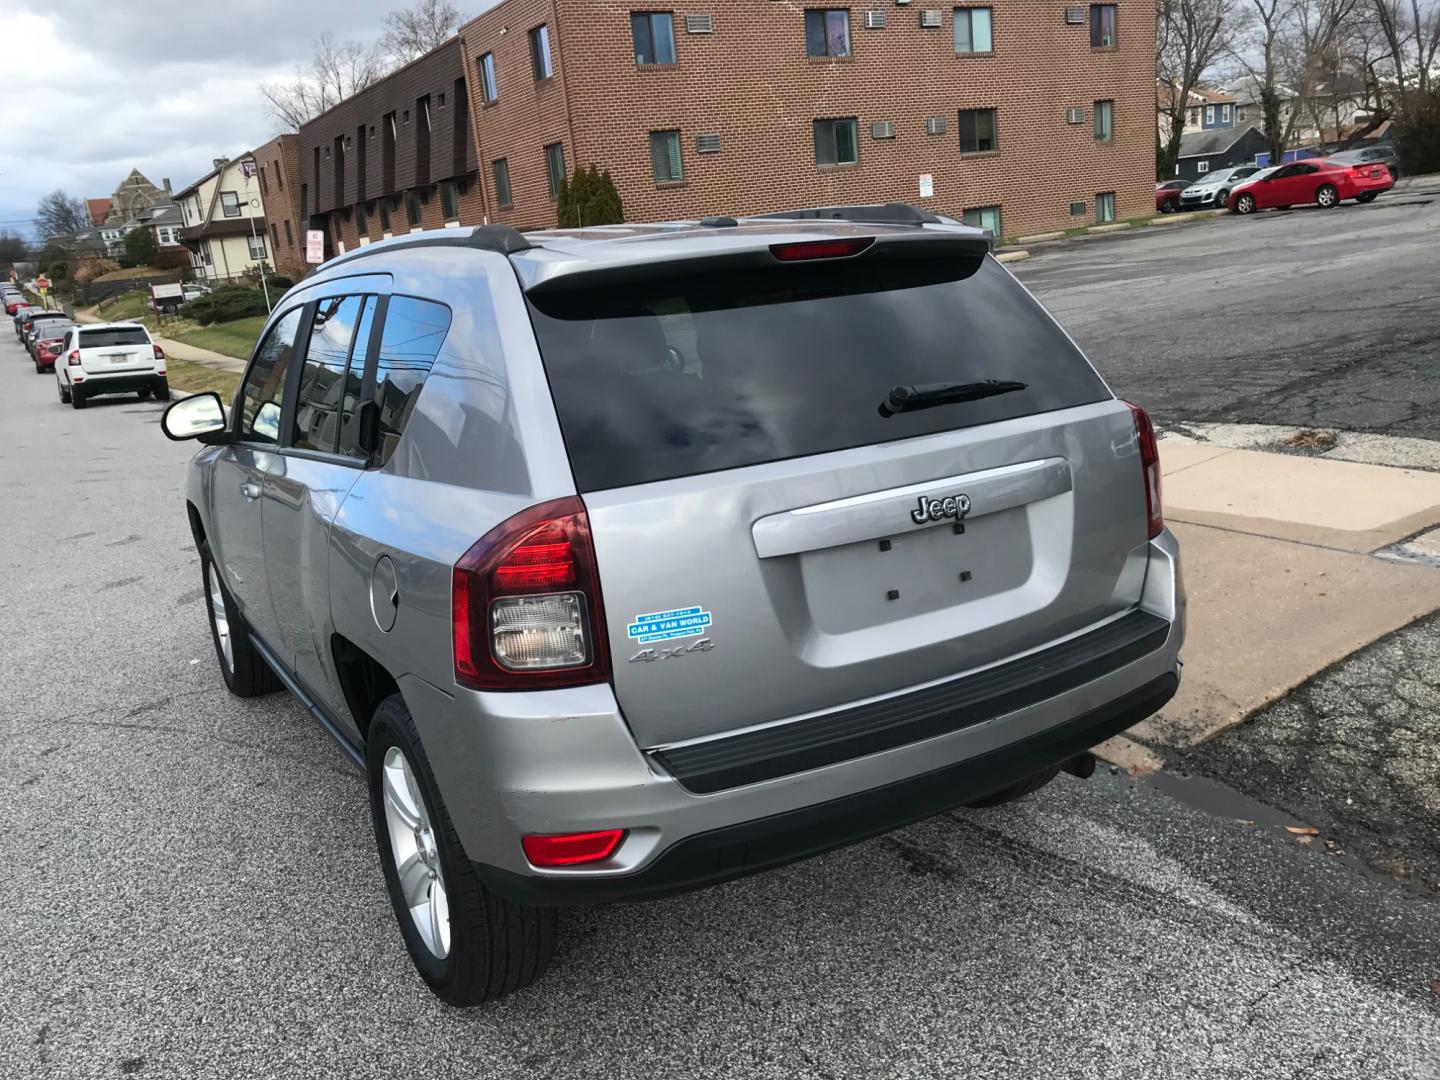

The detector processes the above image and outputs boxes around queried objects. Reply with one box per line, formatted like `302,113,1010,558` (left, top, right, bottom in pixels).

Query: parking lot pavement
1015,178,1440,442
3,327,1440,1077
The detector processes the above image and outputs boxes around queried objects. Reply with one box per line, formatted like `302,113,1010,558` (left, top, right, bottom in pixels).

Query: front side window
248,234,267,260
953,7,992,52
493,159,513,208
650,130,683,182
1094,99,1114,140
294,294,374,455
545,142,567,197
1096,192,1116,223
220,191,241,218
480,52,498,102
1090,3,1116,46
959,108,998,153
372,297,452,466
805,9,851,57
813,118,858,166
238,307,302,444
632,12,676,64
961,205,1002,234
531,24,553,79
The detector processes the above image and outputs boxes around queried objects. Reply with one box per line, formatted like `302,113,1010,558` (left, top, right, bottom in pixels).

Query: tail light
452,496,611,691
67,350,81,366
522,829,626,868
770,237,876,261
1125,402,1164,540
153,345,165,360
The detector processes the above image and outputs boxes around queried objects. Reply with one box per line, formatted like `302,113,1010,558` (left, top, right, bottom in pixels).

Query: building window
1090,4,1116,46
1221,103,1231,122
632,12,676,64
479,52,498,102
544,142,566,197
356,201,368,235
259,169,269,196
270,224,279,250
958,107,998,153
440,180,459,220
1196,161,1210,173
804,9,851,58
1094,99,1113,140
1188,107,1199,126
1096,191,1116,223
273,162,283,190
379,198,392,230
493,159,513,208
284,220,294,246
953,8,992,53
406,190,423,226
438,92,446,108
650,130,683,182
1205,105,1215,125
248,233,267,260
813,117,858,166
961,205,1002,234
1236,105,1247,121
220,191,241,218
531,24,553,80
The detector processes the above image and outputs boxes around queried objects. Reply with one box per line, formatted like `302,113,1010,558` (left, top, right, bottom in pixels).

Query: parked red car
34,332,68,373
1156,179,1190,213
1229,158,1394,214
4,296,27,316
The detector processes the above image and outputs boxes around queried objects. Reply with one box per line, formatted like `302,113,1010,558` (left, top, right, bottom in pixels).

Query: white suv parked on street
55,321,168,408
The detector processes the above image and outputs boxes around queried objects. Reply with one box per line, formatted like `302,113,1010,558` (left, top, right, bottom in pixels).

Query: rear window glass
80,327,150,348
37,324,74,341
527,253,1109,491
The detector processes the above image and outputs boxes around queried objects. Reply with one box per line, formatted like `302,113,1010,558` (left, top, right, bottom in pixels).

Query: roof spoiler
320,224,532,274
753,202,947,226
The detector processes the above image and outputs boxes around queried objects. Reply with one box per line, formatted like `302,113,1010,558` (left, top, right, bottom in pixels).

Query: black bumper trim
74,372,166,396
476,670,1178,907
652,610,1171,794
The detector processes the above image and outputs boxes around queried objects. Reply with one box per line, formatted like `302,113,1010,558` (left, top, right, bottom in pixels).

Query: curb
1015,230,1066,244
1150,210,1223,226
996,250,1030,263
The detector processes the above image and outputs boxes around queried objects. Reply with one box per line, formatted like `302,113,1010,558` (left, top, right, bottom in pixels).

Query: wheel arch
185,500,206,549
331,633,402,743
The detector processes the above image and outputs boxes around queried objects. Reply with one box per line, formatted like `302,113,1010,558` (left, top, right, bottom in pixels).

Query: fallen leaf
1285,826,1320,836
1297,835,1314,845
1429,980,1440,996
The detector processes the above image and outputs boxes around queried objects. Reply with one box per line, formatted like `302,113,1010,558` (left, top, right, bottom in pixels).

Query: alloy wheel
1317,186,1337,208
381,746,451,960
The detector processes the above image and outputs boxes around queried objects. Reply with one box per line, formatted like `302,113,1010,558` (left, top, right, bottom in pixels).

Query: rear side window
372,296,450,466
79,327,150,348
293,295,374,455
527,253,1109,491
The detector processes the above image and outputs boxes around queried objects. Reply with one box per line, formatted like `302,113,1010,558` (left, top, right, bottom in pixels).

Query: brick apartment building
455,1,1155,237
251,134,306,278
297,38,479,258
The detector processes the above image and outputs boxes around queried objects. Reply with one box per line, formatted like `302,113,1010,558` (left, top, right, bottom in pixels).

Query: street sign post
305,230,325,265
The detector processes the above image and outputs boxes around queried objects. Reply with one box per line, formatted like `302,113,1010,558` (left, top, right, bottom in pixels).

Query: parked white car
54,321,169,408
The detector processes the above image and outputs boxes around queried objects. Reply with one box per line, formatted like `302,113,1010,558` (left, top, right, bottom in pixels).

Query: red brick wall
252,134,306,277
459,0,1156,238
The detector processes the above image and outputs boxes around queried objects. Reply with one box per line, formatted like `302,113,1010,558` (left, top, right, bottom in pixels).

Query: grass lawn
166,357,240,400
170,316,265,360
94,265,173,282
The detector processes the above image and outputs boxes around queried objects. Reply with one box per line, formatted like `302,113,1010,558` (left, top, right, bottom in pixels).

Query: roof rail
753,202,946,227
319,224,533,273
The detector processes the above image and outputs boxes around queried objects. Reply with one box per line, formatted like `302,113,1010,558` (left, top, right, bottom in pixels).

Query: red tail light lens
453,496,611,691
153,345,165,360
67,350,81,366
522,829,626,868
769,237,876,262
1125,402,1164,540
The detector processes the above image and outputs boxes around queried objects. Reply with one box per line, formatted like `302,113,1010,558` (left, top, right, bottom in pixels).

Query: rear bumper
408,529,1185,907
73,370,166,395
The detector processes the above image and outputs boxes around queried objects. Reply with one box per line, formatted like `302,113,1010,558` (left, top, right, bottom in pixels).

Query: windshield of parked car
79,327,150,348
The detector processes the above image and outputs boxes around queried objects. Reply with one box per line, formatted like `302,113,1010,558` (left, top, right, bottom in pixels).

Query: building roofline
297,37,462,134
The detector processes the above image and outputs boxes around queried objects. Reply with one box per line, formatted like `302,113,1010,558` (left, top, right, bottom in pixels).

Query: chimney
163,178,172,194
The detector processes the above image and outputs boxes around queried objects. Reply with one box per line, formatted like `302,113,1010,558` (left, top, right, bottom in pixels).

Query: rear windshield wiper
879,379,1027,417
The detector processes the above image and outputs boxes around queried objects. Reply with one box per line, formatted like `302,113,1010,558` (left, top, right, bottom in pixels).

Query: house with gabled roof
174,157,271,283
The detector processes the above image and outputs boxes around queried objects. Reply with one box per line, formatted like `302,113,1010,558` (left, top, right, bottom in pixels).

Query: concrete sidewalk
75,307,246,373
1107,437,1440,767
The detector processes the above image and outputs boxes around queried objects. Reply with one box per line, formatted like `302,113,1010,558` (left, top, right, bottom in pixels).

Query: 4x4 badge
910,494,971,525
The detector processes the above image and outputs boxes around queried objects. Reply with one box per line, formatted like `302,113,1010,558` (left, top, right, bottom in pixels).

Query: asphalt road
3,242,1440,1078
1016,177,1440,441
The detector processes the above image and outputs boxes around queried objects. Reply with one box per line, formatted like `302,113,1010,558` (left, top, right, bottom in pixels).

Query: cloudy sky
0,0,490,240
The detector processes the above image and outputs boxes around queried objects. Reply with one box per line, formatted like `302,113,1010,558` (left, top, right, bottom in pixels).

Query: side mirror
161,391,229,444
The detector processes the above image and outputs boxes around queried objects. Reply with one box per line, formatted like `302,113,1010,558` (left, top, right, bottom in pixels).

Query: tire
200,541,282,697
368,694,558,1005
1316,184,1338,208
1234,193,1256,215
153,380,169,402
138,387,151,400
58,380,70,404
962,766,1062,808
1356,191,1378,204
1159,199,1175,214
72,388,87,409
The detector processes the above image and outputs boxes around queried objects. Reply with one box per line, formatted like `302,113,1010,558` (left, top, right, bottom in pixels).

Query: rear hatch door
79,325,153,372
526,234,1152,750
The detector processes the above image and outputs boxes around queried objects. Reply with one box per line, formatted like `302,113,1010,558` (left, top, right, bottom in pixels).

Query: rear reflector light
769,237,876,261
1125,402,1164,540
522,829,626,867
453,496,611,690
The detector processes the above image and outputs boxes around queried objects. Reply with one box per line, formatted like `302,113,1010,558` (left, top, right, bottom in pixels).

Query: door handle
241,481,262,500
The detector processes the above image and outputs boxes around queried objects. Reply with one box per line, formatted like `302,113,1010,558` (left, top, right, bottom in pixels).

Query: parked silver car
1179,165,1262,210
162,218,1185,1004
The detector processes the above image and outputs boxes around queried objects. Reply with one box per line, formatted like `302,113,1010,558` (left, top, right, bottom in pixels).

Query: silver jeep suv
162,215,1184,1004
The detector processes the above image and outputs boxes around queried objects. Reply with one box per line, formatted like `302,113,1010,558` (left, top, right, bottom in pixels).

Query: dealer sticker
627,605,713,644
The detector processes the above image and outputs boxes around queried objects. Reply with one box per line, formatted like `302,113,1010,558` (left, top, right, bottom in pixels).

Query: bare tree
1157,0,1241,176
382,0,464,63
259,32,389,130
35,190,88,239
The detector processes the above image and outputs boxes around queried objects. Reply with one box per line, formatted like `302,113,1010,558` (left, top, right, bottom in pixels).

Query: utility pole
241,158,272,312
